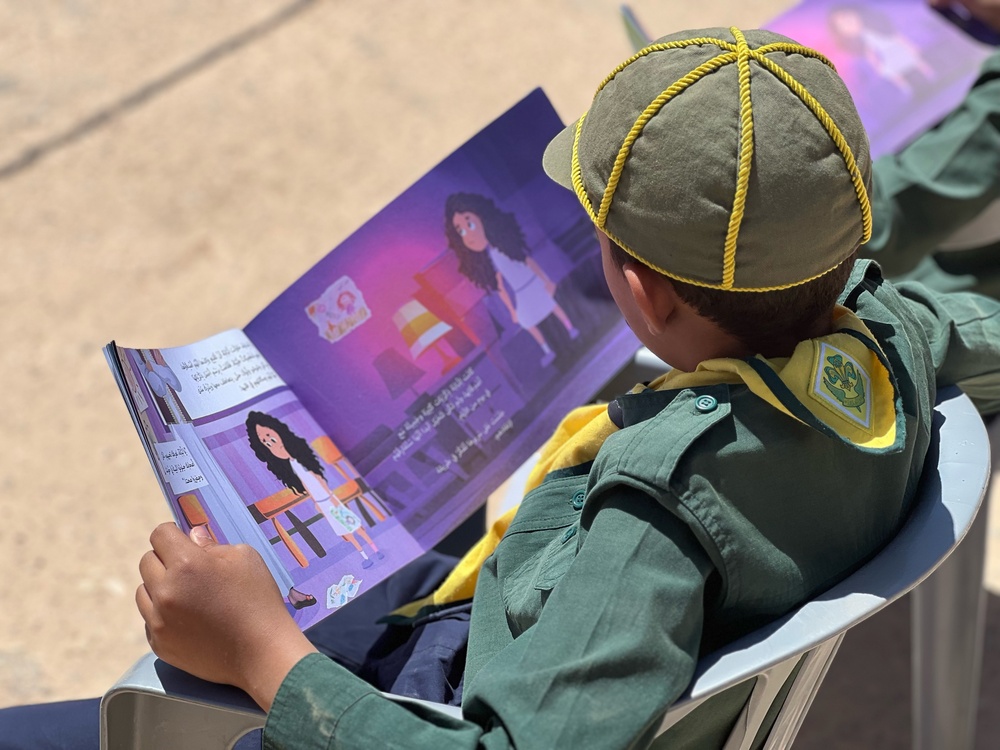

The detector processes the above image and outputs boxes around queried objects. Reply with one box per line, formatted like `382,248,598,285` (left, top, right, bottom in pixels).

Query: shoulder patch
811,342,872,429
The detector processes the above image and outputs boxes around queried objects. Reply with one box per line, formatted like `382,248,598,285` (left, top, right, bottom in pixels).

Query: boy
6,25,1000,750
131,27,1000,749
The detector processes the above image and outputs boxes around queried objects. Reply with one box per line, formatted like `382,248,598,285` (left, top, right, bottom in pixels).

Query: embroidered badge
812,343,872,428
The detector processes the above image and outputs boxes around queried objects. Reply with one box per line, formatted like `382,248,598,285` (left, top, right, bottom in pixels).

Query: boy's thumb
190,525,216,548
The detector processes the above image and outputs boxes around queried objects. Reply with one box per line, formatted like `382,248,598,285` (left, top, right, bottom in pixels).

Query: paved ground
2,0,999,745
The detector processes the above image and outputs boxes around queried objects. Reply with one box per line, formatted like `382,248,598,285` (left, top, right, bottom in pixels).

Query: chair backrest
100,387,990,750
653,385,990,748
311,434,343,465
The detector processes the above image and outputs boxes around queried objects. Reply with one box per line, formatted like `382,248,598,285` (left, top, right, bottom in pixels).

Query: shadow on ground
796,590,1000,748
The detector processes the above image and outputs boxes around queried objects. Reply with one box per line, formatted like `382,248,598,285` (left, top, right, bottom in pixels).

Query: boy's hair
606,237,857,356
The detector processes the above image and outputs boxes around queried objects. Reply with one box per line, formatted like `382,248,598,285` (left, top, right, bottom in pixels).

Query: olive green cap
543,27,872,292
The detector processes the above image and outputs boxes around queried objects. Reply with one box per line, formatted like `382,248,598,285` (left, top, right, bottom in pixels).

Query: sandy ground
2,1,1000,745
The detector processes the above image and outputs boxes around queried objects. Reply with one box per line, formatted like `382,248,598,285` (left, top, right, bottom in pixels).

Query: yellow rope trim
755,41,836,70
596,37,739,95
599,218,853,292
721,28,755,289
751,52,872,243
570,112,592,217
596,50,737,228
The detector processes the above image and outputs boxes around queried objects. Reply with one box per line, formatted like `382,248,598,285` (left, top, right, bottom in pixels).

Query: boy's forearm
242,628,317,712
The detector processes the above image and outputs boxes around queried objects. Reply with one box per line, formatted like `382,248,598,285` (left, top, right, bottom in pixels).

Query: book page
109,331,423,630
244,89,641,548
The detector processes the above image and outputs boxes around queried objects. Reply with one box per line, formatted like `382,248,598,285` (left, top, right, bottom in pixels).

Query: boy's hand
136,523,317,710
931,0,1000,32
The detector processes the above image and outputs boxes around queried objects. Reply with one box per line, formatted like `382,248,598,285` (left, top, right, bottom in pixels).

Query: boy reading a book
125,27,1000,750
7,24,1000,750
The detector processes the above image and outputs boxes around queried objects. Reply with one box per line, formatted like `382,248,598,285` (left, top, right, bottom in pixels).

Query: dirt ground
2,1,999,746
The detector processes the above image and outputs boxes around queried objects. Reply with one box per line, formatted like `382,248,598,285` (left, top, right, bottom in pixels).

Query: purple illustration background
767,0,992,158
245,89,640,545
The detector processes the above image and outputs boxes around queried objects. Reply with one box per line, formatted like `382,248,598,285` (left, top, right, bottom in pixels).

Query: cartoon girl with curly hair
445,192,579,367
246,412,383,576
827,4,934,96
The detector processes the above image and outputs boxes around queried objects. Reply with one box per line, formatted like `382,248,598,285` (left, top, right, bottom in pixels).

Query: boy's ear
622,261,677,335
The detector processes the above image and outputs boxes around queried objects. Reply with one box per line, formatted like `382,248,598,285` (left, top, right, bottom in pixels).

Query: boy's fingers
149,522,194,563
189,525,217,549
138,549,166,588
135,583,157,629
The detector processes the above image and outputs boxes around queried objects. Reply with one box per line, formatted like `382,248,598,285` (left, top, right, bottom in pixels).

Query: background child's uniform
867,50,1000,298
262,260,1000,749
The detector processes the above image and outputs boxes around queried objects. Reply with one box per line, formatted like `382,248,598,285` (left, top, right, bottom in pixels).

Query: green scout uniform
263,260,1000,749
868,51,1000,297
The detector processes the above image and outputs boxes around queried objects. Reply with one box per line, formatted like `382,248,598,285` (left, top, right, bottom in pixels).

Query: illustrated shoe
568,327,581,340
540,350,556,367
290,593,317,610
362,557,374,569
376,551,385,560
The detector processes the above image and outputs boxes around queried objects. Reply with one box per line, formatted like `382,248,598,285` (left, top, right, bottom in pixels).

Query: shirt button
695,395,718,413
562,526,577,543
571,491,585,510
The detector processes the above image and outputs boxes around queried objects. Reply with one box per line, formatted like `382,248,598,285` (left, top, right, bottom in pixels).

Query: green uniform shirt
867,51,1000,298
262,258,1000,750
263,50,1000,749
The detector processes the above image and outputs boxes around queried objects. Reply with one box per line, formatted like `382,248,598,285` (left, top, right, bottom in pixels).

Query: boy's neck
662,309,836,372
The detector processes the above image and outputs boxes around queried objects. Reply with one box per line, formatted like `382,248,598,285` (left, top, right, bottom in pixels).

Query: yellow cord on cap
752,52,873,244
721,27,755,288
596,36,740,95
571,27,873,291
596,51,737,228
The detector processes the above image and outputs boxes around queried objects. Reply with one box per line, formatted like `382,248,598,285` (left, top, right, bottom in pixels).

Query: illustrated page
244,89,641,547
108,330,423,630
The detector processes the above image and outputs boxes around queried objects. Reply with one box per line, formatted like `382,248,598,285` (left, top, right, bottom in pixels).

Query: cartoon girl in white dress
828,4,935,96
246,412,383,574
445,192,579,367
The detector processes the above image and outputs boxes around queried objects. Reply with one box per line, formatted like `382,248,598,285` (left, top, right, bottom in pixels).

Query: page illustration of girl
246,411,384,572
445,192,579,367
827,5,935,96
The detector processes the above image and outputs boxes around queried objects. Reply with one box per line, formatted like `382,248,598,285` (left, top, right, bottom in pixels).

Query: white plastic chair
100,385,991,750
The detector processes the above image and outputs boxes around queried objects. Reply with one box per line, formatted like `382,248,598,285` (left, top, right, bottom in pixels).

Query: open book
105,89,641,630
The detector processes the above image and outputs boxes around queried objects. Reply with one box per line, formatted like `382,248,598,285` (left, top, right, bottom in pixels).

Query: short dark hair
606,240,857,357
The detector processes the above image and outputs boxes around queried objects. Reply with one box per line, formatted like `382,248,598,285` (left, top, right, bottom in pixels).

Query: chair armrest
101,652,265,750
101,653,462,750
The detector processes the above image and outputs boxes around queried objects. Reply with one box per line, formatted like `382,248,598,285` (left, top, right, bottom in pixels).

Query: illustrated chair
176,494,217,544
100,386,991,750
311,435,392,526
247,488,327,568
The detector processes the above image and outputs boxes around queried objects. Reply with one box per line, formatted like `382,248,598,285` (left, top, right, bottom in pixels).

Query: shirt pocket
501,520,580,636
532,525,579,591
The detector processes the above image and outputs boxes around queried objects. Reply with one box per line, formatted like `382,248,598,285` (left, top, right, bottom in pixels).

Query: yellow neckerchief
652,306,896,449
389,403,619,619
390,307,894,619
